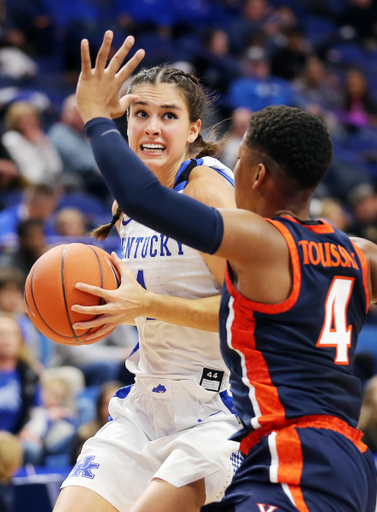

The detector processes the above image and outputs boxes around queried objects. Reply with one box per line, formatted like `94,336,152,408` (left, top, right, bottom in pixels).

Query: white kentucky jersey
119,157,234,391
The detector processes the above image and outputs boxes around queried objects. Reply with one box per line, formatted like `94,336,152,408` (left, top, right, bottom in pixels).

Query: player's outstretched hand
76,31,145,124
71,252,147,341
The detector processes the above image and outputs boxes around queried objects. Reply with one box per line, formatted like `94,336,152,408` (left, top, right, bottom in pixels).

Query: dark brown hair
92,65,219,240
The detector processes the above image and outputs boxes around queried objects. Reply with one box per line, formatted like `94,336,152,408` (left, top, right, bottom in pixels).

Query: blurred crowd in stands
1,0,377,490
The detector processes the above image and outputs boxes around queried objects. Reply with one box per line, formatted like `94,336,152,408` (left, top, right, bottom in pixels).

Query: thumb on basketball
110,252,134,281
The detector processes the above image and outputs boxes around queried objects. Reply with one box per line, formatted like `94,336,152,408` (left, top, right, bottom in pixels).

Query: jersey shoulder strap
174,159,198,188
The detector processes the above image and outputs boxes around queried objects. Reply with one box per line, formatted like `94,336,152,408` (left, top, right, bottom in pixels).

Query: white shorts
62,377,242,512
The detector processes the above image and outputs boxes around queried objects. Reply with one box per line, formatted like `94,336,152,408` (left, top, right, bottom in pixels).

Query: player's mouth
140,143,166,154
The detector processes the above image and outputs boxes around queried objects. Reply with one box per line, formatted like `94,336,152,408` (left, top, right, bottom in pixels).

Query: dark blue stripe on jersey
86,118,224,255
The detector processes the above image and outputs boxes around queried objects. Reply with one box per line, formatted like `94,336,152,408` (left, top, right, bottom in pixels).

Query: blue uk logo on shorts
70,456,100,479
152,384,166,393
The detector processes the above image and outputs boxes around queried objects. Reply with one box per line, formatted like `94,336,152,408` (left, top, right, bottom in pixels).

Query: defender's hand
77,31,145,124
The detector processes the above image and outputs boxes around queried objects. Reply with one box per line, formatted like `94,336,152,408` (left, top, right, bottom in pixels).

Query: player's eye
163,112,178,120
135,110,148,118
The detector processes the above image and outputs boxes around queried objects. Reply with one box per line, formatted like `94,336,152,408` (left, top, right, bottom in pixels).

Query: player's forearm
85,118,224,255
142,293,220,332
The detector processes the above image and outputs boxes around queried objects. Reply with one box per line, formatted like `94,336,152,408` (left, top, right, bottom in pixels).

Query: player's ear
188,119,201,143
252,163,266,189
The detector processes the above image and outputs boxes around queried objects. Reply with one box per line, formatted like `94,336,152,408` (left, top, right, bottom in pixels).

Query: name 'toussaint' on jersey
120,157,234,388
220,215,369,439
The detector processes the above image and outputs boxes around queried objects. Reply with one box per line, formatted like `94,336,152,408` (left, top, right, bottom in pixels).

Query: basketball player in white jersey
53,38,242,512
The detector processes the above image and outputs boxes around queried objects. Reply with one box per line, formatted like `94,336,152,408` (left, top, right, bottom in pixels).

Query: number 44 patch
200,367,224,392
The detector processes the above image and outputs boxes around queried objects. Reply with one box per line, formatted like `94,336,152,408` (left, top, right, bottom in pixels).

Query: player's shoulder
185,157,235,208
351,236,377,261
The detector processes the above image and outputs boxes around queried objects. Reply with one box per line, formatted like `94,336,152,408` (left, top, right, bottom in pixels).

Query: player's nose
145,116,160,136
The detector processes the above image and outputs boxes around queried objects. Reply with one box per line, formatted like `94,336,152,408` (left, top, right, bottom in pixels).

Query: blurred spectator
0,431,23,512
0,1,40,80
2,101,63,186
339,68,377,128
347,184,377,243
228,46,292,111
315,197,351,232
0,313,40,436
338,0,377,45
0,267,24,316
270,28,309,81
49,324,138,387
266,5,297,36
71,380,122,464
54,207,88,237
293,56,344,108
0,183,59,247
0,219,48,278
19,372,77,466
227,0,274,55
221,107,252,170
0,139,22,195
303,102,346,142
48,95,109,202
358,375,377,453
192,29,239,95
0,266,53,370
0,33,38,80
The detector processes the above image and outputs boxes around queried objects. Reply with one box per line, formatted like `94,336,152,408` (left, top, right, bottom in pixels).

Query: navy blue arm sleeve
85,118,224,254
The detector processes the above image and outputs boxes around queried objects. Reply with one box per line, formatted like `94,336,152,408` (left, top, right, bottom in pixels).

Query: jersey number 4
317,277,354,365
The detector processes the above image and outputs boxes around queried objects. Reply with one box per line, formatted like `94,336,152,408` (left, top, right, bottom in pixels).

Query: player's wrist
140,290,154,318
79,108,112,125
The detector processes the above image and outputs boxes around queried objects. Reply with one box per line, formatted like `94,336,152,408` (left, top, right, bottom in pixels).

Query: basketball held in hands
24,243,120,345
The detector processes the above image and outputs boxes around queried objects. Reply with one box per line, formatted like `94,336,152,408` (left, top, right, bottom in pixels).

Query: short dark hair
244,105,333,193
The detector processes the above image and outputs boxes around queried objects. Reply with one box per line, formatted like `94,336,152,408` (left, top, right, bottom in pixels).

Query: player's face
234,139,261,212
127,83,200,187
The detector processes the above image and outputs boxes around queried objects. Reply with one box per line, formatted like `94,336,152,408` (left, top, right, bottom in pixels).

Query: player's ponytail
192,133,220,159
91,206,123,240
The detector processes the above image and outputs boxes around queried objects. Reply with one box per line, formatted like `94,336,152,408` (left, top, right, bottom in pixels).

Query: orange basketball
24,243,120,345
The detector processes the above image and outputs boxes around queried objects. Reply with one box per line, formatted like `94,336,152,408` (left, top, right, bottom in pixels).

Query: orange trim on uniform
351,242,370,313
225,219,301,314
240,414,367,457
275,427,310,512
283,215,335,234
230,299,287,429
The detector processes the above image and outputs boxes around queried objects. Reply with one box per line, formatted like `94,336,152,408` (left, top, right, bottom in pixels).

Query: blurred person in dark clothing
192,28,239,95
270,28,309,81
0,219,48,278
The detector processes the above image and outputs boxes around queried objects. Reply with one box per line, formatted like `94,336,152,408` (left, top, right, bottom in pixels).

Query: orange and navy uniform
214,216,376,512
